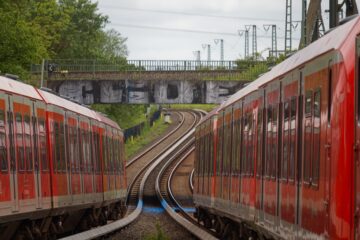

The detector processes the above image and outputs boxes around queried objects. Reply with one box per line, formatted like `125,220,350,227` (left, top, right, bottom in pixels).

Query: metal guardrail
30,59,270,73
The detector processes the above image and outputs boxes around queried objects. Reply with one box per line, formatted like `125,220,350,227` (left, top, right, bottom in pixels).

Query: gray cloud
96,0,360,60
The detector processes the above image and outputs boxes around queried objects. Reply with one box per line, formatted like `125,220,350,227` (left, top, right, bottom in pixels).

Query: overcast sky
95,0,360,60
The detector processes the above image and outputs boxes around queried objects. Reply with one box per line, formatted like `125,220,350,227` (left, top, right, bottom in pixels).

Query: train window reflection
313,91,321,185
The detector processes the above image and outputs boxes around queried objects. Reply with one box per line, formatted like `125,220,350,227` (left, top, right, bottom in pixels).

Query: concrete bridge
30,59,271,104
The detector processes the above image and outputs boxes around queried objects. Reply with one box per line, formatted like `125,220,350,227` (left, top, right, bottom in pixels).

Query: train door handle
323,199,329,211
354,141,360,152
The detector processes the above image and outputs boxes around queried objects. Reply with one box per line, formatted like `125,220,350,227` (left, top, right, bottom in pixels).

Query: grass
144,223,170,240
91,104,169,160
169,104,217,112
125,116,169,159
91,104,151,129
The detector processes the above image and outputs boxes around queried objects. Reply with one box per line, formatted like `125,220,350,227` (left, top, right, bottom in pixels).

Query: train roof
38,89,121,130
196,105,222,126
94,111,121,130
38,89,98,119
0,76,43,101
222,15,360,108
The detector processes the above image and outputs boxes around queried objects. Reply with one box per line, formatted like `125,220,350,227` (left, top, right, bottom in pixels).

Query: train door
354,36,360,238
263,81,280,231
14,96,37,211
32,101,42,209
215,111,224,203
0,93,15,212
230,102,241,207
222,106,232,202
255,90,265,221
299,59,330,236
6,95,18,212
278,73,298,235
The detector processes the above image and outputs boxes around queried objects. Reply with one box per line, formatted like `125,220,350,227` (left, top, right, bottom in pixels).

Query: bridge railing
30,59,240,73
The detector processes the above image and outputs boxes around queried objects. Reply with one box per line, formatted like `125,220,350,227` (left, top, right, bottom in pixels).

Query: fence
30,59,241,74
124,110,161,142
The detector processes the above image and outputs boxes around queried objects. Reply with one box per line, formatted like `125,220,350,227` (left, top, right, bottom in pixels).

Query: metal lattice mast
272,25,277,57
300,0,307,48
285,0,292,53
220,39,224,62
252,25,257,58
207,44,211,62
245,30,249,58
214,39,224,62
329,0,339,28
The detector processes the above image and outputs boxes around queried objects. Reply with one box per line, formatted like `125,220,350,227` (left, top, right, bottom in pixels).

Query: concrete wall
53,80,246,104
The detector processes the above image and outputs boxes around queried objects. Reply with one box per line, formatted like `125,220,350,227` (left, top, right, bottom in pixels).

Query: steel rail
155,131,218,240
60,111,199,240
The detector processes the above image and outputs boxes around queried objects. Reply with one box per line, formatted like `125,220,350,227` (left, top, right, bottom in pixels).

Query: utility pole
202,44,211,65
214,39,224,62
252,25,257,59
193,50,201,69
285,0,292,53
264,24,277,58
329,0,339,28
245,25,252,59
300,0,307,48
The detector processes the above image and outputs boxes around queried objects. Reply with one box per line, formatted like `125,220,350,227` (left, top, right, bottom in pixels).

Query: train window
54,122,61,172
209,125,214,176
289,98,297,180
250,113,255,176
0,110,4,128
32,116,39,172
38,118,48,171
328,67,332,124
102,135,108,173
232,118,240,175
95,132,101,174
216,123,223,175
236,119,242,174
271,107,278,179
266,107,272,177
282,102,290,180
0,110,7,172
24,115,33,171
304,91,313,183
256,109,263,177
204,128,208,177
7,112,15,172
241,115,248,175
60,123,66,172
224,119,231,175
16,113,25,172
312,90,321,185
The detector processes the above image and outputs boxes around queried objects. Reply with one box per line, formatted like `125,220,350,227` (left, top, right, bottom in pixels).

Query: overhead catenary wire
100,5,285,23
109,22,300,40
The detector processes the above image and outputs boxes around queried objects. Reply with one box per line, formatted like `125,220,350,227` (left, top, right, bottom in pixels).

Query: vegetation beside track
91,104,149,129
169,104,217,112
91,104,169,159
125,117,168,159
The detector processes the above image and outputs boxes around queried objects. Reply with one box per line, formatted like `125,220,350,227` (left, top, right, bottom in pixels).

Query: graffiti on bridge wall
56,80,245,104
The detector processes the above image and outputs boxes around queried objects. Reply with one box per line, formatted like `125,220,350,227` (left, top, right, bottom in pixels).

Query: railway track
155,137,218,240
61,110,202,240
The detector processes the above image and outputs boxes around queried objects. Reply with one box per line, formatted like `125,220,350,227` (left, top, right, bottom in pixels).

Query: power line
100,5,285,23
109,22,302,40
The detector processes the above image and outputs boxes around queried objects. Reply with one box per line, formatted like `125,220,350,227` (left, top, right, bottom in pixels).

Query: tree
0,1,48,78
99,29,128,60
55,0,109,59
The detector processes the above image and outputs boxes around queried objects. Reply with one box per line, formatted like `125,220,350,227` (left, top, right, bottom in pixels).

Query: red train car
0,77,127,239
194,15,360,239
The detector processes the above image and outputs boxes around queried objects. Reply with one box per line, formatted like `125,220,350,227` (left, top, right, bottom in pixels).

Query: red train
0,76,127,239
194,15,360,239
